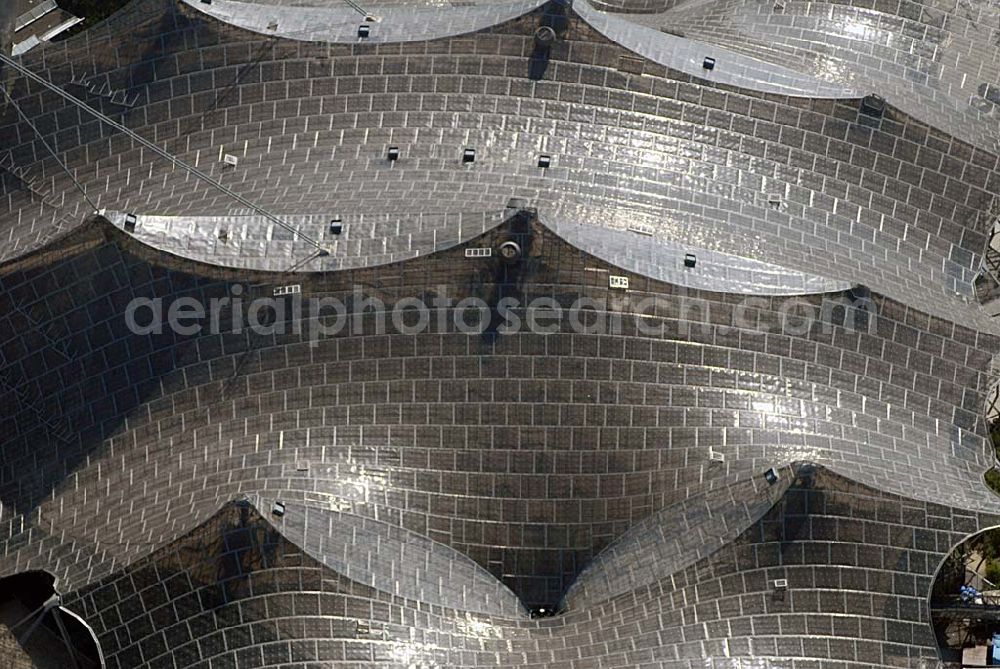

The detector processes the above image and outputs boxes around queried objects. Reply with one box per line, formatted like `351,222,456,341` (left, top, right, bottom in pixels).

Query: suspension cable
341,0,370,16
0,52,329,255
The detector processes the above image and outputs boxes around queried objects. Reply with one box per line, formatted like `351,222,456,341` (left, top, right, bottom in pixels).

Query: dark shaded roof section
63,500,378,668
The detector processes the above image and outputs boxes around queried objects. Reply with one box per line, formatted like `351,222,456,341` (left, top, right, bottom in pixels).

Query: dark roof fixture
684,253,696,268
703,57,716,71
329,216,343,235
463,148,476,164
859,94,885,117
534,26,557,49
124,213,137,233
980,82,1000,106
358,24,371,39
538,154,551,169
848,284,871,303
387,146,400,162
764,467,779,485
499,240,522,262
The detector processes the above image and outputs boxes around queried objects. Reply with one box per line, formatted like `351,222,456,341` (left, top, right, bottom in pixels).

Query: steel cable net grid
1,0,1000,667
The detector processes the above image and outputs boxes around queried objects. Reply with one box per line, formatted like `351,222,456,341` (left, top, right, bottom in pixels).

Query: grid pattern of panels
615,0,1000,150
1,221,998,616
252,494,526,616
180,0,551,43
548,218,853,294
57,465,1000,668
101,210,506,271
63,502,413,669
2,0,1000,665
0,2,997,331
575,1,860,97
562,465,794,608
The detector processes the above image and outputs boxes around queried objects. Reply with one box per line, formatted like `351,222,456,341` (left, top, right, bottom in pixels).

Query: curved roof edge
101,208,853,296
573,0,860,99
562,463,796,610
566,458,1000,613
247,494,529,619
5,212,1000,345
100,209,508,273
52,606,108,669
538,200,1000,335
180,0,548,43
547,218,853,296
